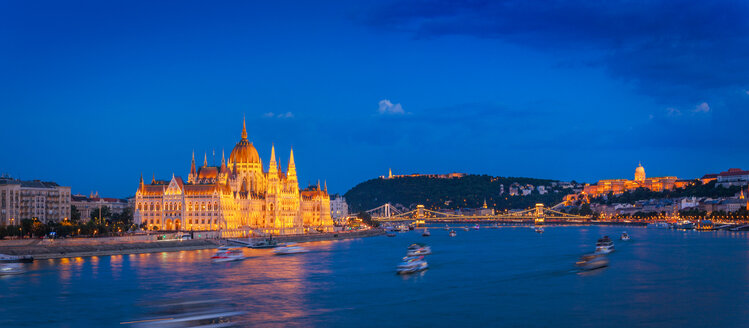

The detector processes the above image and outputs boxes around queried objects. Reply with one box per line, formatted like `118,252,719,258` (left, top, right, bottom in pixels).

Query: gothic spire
190,150,197,175
203,152,208,167
287,148,297,181
152,173,156,184
241,116,248,140
221,149,226,167
269,144,278,175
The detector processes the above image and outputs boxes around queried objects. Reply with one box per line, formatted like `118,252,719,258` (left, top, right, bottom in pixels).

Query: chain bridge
365,203,590,224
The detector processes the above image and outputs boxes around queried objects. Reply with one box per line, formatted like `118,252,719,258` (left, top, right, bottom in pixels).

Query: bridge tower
416,205,425,219
534,203,545,225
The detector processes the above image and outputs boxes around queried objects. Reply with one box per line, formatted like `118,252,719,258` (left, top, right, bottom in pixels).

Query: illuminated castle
581,163,688,197
134,118,332,235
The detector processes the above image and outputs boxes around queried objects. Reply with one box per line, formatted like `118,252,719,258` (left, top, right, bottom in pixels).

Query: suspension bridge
365,203,591,224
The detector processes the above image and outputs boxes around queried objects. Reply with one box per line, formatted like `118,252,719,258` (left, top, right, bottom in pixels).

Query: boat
273,243,309,255
449,230,457,237
396,256,428,274
473,224,480,230
248,237,280,249
462,227,470,231
0,254,34,263
535,226,544,233
406,243,432,256
576,254,609,271
647,222,671,229
422,229,430,237
595,236,615,254
444,224,450,231
620,232,630,241
397,225,409,232
0,263,25,275
129,299,246,327
210,247,245,262
674,221,694,230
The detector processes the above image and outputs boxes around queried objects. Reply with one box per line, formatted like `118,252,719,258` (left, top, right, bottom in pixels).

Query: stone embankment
0,229,385,260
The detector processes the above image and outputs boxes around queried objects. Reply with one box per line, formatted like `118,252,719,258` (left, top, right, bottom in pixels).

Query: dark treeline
344,174,574,212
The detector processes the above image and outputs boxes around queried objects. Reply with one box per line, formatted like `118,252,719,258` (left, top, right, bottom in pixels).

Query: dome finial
241,115,247,140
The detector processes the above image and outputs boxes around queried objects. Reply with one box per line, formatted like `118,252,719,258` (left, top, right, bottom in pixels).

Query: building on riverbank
71,192,130,222
579,163,689,198
0,175,71,225
134,118,333,235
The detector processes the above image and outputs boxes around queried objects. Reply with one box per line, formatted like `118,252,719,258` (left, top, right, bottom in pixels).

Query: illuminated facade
134,119,333,235
581,163,687,197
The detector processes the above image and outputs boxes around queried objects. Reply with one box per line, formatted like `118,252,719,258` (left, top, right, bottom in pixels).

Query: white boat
0,253,34,263
595,236,615,254
647,222,671,229
130,299,246,327
576,254,609,271
396,256,428,274
397,225,409,232
210,247,245,262
0,263,25,275
473,224,480,230
422,229,430,237
406,243,432,256
620,232,630,241
273,243,309,255
444,224,450,231
535,226,544,233
449,230,457,237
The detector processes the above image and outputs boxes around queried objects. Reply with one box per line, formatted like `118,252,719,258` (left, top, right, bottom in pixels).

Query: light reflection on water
0,226,747,327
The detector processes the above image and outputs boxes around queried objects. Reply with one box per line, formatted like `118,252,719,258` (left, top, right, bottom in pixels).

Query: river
1,225,747,327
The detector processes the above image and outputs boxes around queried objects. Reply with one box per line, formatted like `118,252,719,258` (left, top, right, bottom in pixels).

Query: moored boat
620,232,630,241
211,247,245,262
535,226,544,234
647,222,671,229
0,254,34,263
422,229,430,237
248,237,280,249
473,224,480,230
674,221,694,230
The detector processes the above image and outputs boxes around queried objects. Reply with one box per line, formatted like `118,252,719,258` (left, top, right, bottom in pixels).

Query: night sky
2,0,748,198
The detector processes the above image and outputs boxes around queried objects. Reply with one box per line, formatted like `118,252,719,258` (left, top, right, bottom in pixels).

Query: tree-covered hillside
343,174,573,212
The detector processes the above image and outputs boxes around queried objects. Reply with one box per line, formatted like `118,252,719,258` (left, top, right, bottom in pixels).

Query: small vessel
674,221,694,230
620,232,630,241
406,243,432,256
248,237,280,249
422,229,431,237
0,254,34,263
397,225,409,232
647,222,671,229
449,230,457,237
0,263,25,275
444,224,450,231
396,256,428,274
576,254,609,271
462,227,470,231
595,236,615,254
129,299,246,327
535,226,544,234
210,247,245,262
473,224,480,230
273,243,309,255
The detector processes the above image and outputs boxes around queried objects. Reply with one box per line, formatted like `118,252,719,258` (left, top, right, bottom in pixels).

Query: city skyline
3,0,749,197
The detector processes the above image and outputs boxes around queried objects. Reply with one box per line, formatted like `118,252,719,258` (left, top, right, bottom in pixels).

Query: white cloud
665,107,681,116
378,99,405,115
262,112,294,119
693,102,710,113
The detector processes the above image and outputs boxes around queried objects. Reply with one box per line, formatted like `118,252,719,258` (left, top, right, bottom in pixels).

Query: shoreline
0,229,386,260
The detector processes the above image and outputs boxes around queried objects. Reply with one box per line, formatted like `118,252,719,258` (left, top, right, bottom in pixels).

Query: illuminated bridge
366,203,590,224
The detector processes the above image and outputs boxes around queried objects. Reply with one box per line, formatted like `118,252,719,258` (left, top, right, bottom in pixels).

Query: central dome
229,118,261,164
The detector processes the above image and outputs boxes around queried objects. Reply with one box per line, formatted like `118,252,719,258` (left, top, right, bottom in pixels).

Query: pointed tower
242,115,248,140
203,152,208,167
287,148,297,181
152,173,156,184
268,145,278,176
741,188,745,200
188,150,197,183
324,180,328,193
139,173,145,191
221,149,226,168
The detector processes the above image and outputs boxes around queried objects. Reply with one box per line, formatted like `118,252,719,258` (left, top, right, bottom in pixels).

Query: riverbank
0,229,385,260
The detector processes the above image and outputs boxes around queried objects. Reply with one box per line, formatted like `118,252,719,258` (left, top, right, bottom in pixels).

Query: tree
357,211,379,228
579,203,593,216
90,206,112,223
70,205,81,222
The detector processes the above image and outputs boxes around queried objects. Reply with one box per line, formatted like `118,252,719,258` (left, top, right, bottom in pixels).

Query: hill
343,174,574,213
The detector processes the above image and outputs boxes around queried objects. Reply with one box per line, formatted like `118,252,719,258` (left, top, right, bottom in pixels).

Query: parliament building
134,119,332,235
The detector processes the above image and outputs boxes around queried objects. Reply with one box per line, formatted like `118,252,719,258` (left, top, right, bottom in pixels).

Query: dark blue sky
2,0,748,198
